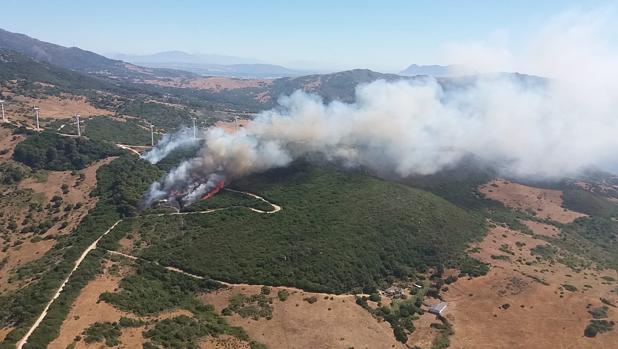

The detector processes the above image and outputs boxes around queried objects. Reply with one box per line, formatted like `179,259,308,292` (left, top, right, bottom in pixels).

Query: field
445,225,618,348
202,284,404,349
12,94,112,120
479,179,586,223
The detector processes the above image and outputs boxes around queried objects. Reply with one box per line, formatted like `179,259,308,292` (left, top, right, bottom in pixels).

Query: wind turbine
192,117,197,139
33,106,40,130
150,124,155,146
75,113,81,137
0,100,6,123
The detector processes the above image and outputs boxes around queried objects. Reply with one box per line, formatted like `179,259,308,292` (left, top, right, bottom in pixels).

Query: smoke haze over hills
143,9,618,206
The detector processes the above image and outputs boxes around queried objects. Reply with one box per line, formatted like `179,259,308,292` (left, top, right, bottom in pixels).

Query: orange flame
201,180,225,200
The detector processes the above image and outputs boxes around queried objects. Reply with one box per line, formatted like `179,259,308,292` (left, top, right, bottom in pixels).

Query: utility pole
0,100,6,123
192,118,197,139
75,113,81,137
150,124,155,146
33,106,40,130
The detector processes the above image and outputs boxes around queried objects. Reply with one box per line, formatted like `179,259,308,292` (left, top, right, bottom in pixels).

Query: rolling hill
0,28,195,81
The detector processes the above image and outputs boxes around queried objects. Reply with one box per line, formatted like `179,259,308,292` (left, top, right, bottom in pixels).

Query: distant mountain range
399,64,456,77
112,51,262,65
0,26,542,118
0,28,195,80
112,51,315,78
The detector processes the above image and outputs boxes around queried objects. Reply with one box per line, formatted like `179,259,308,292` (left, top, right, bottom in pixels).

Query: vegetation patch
83,321,122,347
13,131,121,170
277,289,289,302
120,164,487,294
562,188,618,218
588,306,608,319
222,289,274,320
430,319,454,349
561,284,578,292
83,117,154,145
0,156,160,348
99,262,221,316
584,319,615,338
530,245,556,261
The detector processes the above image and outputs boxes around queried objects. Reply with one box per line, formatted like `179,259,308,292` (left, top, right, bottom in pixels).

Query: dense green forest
93,156,163,216
83,117,154,145
12,131,122,170
102,164,487,293
182,189,273,212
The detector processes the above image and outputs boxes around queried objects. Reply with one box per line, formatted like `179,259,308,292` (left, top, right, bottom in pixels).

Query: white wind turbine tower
0,100,6,123
150,124,155,146
33,106,40,130
75,113,81,137
192,117,197,139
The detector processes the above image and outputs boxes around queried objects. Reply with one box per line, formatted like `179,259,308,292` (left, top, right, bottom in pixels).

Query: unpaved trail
16,190,281,348
224,188,282,213
16,220,122,349
116,143,142,156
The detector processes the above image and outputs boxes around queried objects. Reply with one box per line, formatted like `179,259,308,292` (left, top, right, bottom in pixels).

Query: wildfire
201,180,225,200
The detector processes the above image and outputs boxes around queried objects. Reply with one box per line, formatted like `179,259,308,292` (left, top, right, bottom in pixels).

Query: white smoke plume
144,9,618,207
142,127,199,164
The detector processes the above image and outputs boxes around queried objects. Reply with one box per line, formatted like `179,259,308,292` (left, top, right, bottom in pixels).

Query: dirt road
16,220,122,349
16,190,281,347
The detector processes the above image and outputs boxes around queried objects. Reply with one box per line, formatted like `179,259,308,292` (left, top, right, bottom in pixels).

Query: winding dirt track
16,191,281,348
16,220,122,349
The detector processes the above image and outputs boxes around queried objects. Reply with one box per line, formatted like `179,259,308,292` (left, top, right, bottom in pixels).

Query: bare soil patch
522,219,560,237
0,326,14,342
480,179,587,223
201,284,404,349
49,260,129,349
214,119,251,133
12,94,112,119
445,226,618,348
407,312,441,349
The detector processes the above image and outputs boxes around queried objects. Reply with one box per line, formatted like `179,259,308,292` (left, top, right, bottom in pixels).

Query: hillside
0,50,225,130
101,164,487,294
0,28,194,81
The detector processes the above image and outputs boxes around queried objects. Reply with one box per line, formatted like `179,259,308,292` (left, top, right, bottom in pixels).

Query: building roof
428,302,448,314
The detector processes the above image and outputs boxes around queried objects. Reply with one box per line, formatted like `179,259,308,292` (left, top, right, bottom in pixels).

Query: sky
2,0,616,72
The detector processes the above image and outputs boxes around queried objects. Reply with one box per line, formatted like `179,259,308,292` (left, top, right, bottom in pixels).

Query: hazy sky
2,0,616,72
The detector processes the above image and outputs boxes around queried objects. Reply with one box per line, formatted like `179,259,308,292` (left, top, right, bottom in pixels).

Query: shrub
303,296,318,304
393,325,408,343
584,320,614,337
368,293,381,302
277,289,289,302
82,322,121,347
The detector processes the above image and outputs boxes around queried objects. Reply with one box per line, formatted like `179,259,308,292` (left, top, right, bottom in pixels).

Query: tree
369,293,381,302
393,326,408,343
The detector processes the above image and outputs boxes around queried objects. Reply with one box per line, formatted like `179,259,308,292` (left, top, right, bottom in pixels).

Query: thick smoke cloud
142,127,199,164
144,9,618,206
